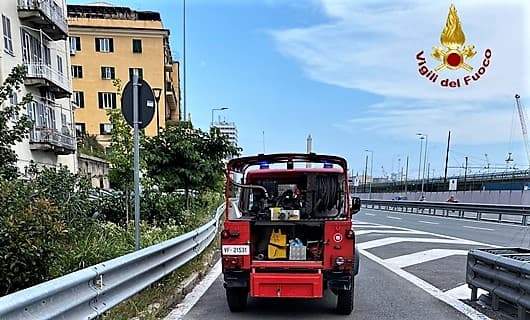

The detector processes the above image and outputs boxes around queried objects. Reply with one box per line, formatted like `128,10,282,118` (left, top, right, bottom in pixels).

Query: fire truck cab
221,153,361,314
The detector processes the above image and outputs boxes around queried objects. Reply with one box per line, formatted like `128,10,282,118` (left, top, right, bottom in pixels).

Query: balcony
24,63,71,98
30,127,75,155
17,0,68,40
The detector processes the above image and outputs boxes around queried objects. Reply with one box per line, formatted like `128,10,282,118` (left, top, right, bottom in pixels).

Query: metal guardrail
467,248,530,319
362,199,530,225
0,203,225,320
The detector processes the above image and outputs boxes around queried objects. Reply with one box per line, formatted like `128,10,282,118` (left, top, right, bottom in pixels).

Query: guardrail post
492,293,499,311
477,212,481,221
518,305,527,320
523,215,528,226
470,285,478,301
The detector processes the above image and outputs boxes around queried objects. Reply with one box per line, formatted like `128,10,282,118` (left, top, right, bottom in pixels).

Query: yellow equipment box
268,229,287,259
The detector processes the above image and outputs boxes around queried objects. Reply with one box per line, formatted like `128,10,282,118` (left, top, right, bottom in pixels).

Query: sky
69,0,530,179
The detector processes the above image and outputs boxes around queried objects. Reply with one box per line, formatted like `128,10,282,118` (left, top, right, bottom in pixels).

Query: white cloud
272,0,529,101
271,0,530,144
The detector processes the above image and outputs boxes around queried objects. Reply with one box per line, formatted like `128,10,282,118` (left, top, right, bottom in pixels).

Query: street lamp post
152,88,162,135
365,149,374,199
211,107,229,126
417,133,429,197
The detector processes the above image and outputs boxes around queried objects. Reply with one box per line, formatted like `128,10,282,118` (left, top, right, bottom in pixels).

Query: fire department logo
432,4,476,72
415,4,492,88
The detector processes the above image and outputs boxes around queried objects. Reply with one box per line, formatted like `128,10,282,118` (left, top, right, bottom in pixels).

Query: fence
362,199,530,225
353,190,530,205
0,203,225,320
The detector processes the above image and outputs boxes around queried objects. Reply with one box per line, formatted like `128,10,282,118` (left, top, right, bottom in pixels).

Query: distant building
67,3,180,146
1,0,77,173
78,153,109,189
212,120,238,147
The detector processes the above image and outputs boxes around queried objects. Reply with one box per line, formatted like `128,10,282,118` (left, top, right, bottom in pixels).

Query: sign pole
133,73,141,251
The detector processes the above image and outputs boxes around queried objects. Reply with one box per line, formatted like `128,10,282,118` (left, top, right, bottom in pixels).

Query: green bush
0,179,67,295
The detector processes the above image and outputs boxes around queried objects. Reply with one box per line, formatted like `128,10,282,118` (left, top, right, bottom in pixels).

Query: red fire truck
221,153,360,314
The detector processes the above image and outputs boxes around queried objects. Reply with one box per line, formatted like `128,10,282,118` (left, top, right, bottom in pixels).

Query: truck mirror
350,197,361,214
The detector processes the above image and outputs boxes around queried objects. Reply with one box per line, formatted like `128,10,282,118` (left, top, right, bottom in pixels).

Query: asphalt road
172,208,525,319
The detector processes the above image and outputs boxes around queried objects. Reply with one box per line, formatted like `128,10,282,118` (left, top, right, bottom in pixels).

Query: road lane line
418,220,439,225
359,248,491,320
364,213,376,216
357,237,481,250
386,216,402,220
463,226,494,231
385,249,468,268
355,230,428,236
165,260,222,320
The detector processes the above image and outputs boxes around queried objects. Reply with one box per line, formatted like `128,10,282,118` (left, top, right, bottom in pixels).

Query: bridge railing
362,199,530,225
0,203,225,320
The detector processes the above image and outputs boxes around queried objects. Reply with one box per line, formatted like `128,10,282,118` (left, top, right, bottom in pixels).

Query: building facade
78,152,109,189
67,4,180,146
1,0,77,173
212,120,239,147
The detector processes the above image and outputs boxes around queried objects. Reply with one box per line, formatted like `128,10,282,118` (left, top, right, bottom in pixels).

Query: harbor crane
515,94,530,168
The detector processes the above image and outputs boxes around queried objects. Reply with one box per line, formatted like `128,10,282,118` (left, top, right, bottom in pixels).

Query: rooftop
67,4,161,21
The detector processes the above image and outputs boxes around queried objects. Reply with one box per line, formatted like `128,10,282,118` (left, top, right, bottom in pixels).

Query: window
101,66,115,80
98,92,117,109
73,91,84,108
95,37,113,53
99,123,112,135
2,15,13,54
69,36,81,55
75,123,86,137
71,65,83,78
56,55,63,74
132,39,142,53
129,68,143,80
9,92,18,120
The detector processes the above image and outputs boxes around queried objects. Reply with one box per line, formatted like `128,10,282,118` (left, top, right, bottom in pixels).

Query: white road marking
165,260,222,320
353,225,408,230
387,216,402,220
355,230,429,236
418,220,439,225
357,237,480,250
364,213,376,216
463,226,494,231
359,249,491,320
385,249,469,268
445,284,487,300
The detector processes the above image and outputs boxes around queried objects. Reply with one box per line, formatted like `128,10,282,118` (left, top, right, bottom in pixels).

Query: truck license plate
222,245,249,256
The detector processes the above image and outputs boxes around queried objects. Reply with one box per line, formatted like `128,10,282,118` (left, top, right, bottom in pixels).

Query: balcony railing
30,127,75,154
24,63,71,94
17,0,68,40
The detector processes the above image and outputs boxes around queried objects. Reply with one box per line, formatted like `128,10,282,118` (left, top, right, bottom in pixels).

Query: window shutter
98,92,103,108
95,38,100,52
139,68,143,79
109,38,114,52
76,37,81,51
101,67,105,78
99,124,104,134
79,66,83,78
111,93,116,109
111,67,115,79
79,92,85,108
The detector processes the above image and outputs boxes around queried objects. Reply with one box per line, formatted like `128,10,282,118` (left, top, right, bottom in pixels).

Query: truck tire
226,287,248,312
336,277,354,315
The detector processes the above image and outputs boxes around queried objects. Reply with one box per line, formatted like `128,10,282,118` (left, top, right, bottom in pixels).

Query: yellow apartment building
67,3,180,146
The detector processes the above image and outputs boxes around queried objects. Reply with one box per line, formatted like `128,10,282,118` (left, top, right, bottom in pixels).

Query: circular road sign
121,79,156,129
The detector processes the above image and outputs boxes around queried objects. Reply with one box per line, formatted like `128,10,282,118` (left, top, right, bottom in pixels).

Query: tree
77,134,106,159
143,122,240,203
0,65,32,180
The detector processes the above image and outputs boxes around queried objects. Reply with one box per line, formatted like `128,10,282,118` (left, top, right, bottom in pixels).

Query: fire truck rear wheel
336,277,354,315
226,287,248,312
